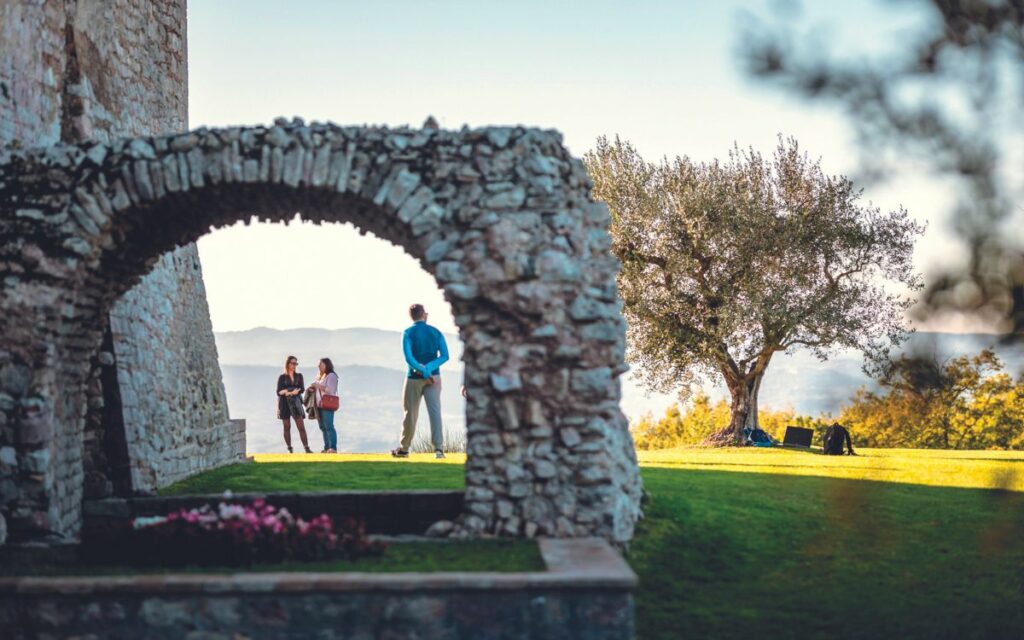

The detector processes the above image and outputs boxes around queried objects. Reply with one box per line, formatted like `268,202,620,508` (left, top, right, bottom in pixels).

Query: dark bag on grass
822,423,854,455
746,427,774,448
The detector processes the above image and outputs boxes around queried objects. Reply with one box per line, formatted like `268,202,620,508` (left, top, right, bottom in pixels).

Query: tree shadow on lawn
646,461,905,473
891,455,1024,464
630,466,1024,640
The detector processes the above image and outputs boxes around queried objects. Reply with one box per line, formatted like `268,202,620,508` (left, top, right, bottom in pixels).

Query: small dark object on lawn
745,427,775,447
783,426,814,448
823,423,855,456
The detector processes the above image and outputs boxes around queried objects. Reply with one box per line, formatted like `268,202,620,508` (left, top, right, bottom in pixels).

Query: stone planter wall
0,538,637,640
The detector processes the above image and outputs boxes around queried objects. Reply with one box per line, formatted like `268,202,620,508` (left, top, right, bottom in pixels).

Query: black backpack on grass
822,423,855,455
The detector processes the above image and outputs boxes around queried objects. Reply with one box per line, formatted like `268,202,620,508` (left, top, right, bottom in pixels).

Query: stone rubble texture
0,590,635,640
0,119,643,543
0,0,239,543
0,0,642,546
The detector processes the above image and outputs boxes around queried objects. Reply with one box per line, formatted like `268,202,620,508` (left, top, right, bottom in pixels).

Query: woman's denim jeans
319,409,337,450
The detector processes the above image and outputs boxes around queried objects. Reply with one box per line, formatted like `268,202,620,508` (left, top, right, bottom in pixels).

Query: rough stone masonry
0,0,237,545
0,118,643,543
0,0,642,546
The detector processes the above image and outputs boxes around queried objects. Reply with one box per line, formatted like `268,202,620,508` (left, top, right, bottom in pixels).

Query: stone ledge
0,539,635,639
0,538,636,595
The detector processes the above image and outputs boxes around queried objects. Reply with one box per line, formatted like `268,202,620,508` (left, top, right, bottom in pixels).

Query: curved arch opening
82,180,485,501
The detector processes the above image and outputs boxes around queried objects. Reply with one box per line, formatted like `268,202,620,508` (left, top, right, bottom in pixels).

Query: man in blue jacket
392,304,449,459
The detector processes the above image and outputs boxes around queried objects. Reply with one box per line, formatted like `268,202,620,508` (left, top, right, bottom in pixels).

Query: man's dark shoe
391,448,409,458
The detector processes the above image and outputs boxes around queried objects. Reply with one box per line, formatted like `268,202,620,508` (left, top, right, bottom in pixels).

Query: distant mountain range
215,326,463,370
215,328,1024,453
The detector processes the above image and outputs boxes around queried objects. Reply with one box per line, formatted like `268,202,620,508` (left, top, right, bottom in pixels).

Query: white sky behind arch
197,217,458,334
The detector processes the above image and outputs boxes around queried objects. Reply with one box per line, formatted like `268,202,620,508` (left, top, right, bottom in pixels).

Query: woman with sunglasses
277,355,312,453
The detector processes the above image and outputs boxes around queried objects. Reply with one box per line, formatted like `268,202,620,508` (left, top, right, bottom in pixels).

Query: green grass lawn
160,448,1024,639
159,453,468,494
631,449,1024,640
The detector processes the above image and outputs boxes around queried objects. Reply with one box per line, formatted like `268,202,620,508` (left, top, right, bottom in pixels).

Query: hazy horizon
217,324,463,336
217,324,1008,338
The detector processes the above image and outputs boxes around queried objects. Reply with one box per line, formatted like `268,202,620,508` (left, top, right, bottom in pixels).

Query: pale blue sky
189,0,964,335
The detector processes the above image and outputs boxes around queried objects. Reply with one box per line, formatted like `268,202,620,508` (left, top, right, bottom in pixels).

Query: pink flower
134,499,380,564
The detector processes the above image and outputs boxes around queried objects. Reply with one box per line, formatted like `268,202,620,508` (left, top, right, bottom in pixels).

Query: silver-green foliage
585,135,925,439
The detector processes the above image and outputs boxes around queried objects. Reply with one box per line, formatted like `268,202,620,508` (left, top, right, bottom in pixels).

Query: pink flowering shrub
117,500,386,567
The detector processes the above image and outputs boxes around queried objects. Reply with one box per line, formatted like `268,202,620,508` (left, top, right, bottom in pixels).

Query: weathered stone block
82,498,130,518
489,372,522,394
16,413,52,445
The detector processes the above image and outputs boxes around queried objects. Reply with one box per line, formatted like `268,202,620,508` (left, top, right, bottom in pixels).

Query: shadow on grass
892,455,1024,463
0,540,543,577
159,461,466,495
630,466,1024,640
646,461,905,472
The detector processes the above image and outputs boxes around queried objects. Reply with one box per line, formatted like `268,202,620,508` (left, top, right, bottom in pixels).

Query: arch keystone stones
0,120,643,546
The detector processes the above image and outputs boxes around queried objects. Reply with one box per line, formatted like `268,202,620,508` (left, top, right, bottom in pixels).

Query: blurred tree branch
742,0,1024,338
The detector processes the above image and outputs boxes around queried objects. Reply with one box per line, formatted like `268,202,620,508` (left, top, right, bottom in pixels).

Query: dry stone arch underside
0,119,643,544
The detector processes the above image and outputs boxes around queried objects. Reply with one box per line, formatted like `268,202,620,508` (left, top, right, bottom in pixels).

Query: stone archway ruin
0,119,642,545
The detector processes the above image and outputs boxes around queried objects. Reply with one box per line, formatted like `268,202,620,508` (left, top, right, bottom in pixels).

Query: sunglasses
288,360,298,365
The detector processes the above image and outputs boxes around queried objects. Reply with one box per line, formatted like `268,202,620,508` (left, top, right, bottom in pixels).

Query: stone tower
0,0,237,543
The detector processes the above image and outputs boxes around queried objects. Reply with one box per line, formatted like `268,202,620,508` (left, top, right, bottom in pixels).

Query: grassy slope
161,448,1024,640
631,449,1024,640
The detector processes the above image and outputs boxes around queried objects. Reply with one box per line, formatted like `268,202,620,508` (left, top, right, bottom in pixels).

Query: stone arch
0,119,642,544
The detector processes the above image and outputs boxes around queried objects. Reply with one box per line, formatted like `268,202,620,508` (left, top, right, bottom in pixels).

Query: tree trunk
729,374,762,439
705,371,765,446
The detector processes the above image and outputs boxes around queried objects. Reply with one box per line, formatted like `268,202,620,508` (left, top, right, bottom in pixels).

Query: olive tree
585,136,925,443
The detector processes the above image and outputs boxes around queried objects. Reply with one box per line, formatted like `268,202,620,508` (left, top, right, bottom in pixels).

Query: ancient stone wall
0,0,189,147
0,120,644,544
0,0,237,542
109,248,238,493
0,0,643,546
1,588,635,640
0,1,65,146
0,539,637,640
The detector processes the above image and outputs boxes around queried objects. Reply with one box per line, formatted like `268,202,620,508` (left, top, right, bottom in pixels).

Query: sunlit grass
160,446,1024,638
160,455,466,495
250,452,467,465
636,447,1024,492
164,448,1024,495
